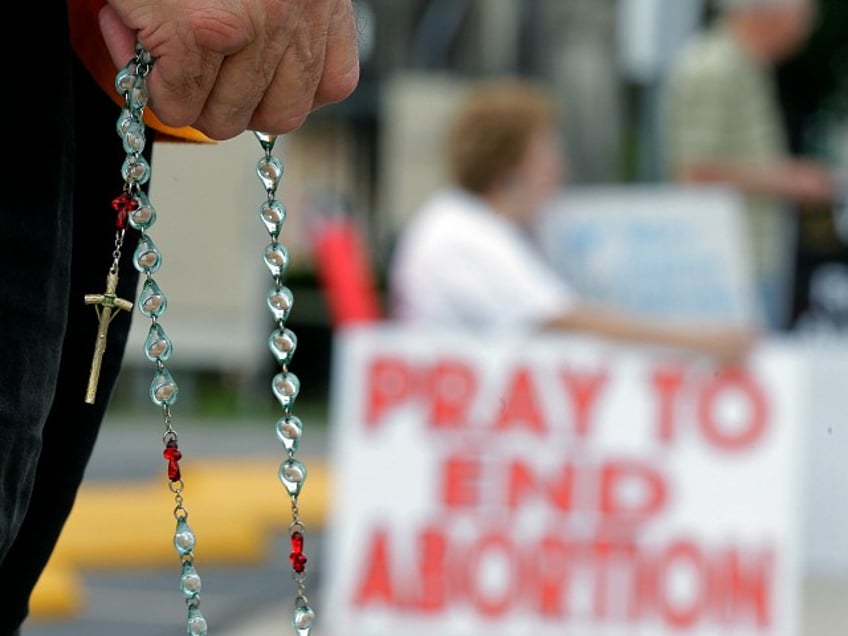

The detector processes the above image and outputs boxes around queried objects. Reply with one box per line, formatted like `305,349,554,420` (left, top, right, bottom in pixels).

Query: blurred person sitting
661,0,837,330
388,77,757,362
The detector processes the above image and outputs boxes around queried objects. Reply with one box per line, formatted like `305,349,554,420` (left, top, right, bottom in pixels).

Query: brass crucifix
84,270,133,404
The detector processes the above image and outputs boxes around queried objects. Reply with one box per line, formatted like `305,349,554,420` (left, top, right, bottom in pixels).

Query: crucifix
85,269,133,404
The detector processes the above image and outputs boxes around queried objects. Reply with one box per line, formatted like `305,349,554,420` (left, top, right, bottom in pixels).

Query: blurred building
119,0,848,408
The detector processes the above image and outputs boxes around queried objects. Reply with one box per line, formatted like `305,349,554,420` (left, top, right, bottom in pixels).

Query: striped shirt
662,23,792,281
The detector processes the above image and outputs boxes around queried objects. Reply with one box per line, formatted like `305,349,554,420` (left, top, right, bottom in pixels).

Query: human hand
783,159,838,205
695,326,761,366
98,0,360,140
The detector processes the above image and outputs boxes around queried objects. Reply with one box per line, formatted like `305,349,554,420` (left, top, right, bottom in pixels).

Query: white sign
537,185,761,326
322,326,806,636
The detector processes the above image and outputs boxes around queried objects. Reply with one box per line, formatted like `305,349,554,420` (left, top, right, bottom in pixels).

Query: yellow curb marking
29,457,328,621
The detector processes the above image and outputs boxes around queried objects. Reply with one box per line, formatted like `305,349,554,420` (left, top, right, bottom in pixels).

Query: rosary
84,45,315,635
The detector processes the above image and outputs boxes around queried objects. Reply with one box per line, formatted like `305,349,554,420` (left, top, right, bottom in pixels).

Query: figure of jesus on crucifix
84,269,133,404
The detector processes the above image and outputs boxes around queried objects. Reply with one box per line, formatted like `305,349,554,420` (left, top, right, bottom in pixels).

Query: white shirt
388,188,577,332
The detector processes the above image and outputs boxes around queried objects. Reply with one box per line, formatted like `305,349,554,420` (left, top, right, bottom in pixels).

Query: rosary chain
111,44,313,635
254,133,316,633
114,44,207,635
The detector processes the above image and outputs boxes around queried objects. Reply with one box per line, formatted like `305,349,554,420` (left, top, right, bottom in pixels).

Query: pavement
18,405,848,635
20,410,331,636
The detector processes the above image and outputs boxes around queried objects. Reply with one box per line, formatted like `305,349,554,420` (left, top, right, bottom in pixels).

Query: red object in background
309,198,382,327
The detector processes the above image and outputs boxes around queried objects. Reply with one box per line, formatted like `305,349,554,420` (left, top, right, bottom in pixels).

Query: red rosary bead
163,439,182,481
111,193,138,230
289,531,308,573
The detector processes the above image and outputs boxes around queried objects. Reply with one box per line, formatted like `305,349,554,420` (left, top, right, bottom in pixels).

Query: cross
84,270,133,404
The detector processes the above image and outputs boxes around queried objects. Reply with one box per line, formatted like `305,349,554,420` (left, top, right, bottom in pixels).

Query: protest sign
536,185,761,326
321,326,806,636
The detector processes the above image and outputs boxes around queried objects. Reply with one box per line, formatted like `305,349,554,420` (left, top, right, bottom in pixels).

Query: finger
144,47,226,132
239,0,336,135
193,1,318,138
104,0,230,131
141,23,231,132
312,0,361,109
99,5,139,72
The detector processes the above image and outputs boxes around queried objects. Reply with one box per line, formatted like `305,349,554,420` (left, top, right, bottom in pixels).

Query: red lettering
466,533,515,617
560,368,609,438
535,535,573,617
591,536,637,620
651,367,686,443
353,529,395,606
698,368,768,451
505,460,575,512
441,455,481,509
427,360,477,429
627,546,658,621
711,548,774,628
351,526,775,630
364,357,414,428
592,539,615,619
600,460,668,521
657,541,707,629
493,367,547,433
414,529,449,612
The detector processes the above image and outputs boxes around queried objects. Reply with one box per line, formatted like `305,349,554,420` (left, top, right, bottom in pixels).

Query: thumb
99,5,139,72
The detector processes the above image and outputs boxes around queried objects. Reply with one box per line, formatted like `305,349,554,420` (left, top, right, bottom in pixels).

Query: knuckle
252,108,309,135
316,61,360,105
194,114,247,141
186,5,255,53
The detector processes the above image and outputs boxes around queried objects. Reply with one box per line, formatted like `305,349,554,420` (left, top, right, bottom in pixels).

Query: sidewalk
22,412,330,636
21,412,848,635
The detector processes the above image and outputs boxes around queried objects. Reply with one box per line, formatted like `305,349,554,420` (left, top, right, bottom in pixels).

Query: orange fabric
69,0,212,144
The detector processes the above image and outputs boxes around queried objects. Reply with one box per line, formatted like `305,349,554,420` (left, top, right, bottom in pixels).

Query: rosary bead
275,415,303,453
186,606,208,636
150,368,179,406
257,155,284,192
139,279,167,317
111,192,138,213
272,372,301,408
289,531,308,573
292,604,316,636
180,561,203,599
128,192,156,230
122,154,151,185
174,518,196,556
144,323,173,362
163,439,183,481
259,199,287,237
116,107,137,137
114,66,136,95
279,458,307,496
133,236,162,273
122,120,146,155
129,82,149,111
112,193,137,230
269,328,298,366
263,242,290,277
267,286,294,322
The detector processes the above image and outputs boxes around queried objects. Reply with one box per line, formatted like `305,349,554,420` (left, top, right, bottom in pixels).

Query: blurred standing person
530,0,623,184
662,0,837,330
388,77,757,362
